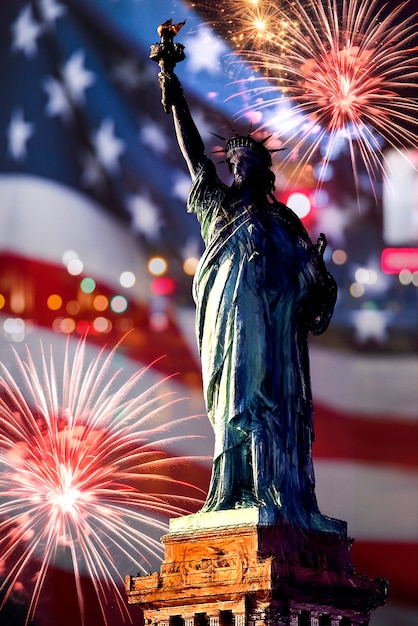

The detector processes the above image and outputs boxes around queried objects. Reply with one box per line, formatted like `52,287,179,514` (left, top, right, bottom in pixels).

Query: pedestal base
125,510,387,626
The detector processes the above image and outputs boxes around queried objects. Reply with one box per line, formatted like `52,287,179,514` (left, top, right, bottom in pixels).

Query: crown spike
225,120,239,136
210,132,227,141
261,134,273,144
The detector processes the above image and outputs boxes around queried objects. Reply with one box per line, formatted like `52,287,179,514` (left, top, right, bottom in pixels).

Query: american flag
0,1,417,625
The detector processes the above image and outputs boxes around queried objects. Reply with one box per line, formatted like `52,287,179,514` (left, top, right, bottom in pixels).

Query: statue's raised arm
150,20,206,179
159,70,206,179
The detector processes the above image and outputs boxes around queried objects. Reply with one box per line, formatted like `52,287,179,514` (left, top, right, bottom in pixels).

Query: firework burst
0,338,205,625
224,0,418,194
221,0,287,51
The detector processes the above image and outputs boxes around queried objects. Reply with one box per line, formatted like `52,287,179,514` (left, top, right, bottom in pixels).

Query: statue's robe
188,159,336,525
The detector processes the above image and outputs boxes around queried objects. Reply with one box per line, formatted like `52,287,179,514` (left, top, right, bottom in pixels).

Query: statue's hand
306,233,327,281
315,232,327,258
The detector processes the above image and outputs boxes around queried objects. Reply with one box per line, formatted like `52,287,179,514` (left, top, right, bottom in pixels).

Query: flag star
38,0,66,24
140,121,169,155
181,237,201,261
184,27,228,75
315,204,352,246
111,56,145,91
7,108,34,161
62,50,95,104
43,76,72,122
172,170,191,202
127,194,162,239
79,151,106,190
11,5,43,57
351,310,389,344
92,119,125,172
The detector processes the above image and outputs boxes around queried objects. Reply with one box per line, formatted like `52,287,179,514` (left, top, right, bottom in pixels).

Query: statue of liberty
152,21,339,530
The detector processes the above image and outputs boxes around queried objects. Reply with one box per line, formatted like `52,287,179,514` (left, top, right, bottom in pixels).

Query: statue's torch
150,19,186,113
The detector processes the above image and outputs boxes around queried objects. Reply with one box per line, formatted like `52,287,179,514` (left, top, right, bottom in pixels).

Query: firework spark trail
222,0,418,195
0,338,206,624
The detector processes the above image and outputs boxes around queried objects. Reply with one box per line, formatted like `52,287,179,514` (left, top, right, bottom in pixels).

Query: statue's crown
211,131,284,164
226,133,283,161
226,135,261,153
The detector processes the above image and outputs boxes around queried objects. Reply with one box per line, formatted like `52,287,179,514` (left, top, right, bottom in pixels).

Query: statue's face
227,148,265,187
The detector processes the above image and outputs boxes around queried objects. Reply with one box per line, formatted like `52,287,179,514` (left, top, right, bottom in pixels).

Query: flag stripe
310,345,418,420
314,460,418,541
351,541,418,606
313,401,418,468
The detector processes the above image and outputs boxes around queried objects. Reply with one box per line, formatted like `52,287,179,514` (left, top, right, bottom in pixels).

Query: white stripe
315,459,418,541
310,344,418,420
370,602,418,626
0,174,150,298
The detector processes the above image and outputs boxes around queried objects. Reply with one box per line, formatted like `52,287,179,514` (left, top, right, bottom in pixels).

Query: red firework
0,338,206,625
225,0,418,194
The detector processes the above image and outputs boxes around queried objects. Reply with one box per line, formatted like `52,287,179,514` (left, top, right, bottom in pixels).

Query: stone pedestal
125,509,387,626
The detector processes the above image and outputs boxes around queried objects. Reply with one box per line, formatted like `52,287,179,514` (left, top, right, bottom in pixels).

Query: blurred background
0,0,417,625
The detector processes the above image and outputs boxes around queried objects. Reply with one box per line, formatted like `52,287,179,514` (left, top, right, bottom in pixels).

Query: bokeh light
59,318,77,334
93,294,109,311
47,294,62,310
148,257,167,276
67,259,84,276
399,269,412,285
349,283,365,298
151,277,176,296
110,295,128,313
286,192,311,219
355,268,378,285
66,300,80,315
93,317,112,333
80,277,96,294
120,271,136,288
3,317,26,341
183,257,199,276
332,249,348,265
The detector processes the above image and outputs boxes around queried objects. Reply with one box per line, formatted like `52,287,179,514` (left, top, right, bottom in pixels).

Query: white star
92,119,125,172
38,0,66,24
181,237,201,261
7,108,34,161
172,170,191,202
111,56,145,91
43,76,72,122
351,309,390,344
315,203,352,246
79,151,106,190
127,194,162,239
11,5,43,57
140,121,169,155
62,50,95,104
184,27,228,75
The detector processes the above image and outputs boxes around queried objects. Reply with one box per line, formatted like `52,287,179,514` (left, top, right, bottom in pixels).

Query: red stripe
313,402,418,469
351,540,418,606
0,252,201,388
